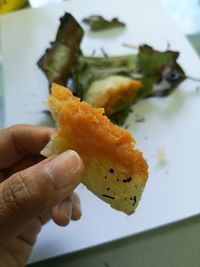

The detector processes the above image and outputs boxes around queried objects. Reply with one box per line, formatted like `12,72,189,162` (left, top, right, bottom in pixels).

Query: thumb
0,150,84,246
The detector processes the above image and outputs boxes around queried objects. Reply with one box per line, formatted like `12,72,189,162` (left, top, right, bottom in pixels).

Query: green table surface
29,215,200,267
0,1,199,266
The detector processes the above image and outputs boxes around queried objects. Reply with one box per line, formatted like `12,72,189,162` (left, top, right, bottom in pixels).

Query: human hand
0,125,84,267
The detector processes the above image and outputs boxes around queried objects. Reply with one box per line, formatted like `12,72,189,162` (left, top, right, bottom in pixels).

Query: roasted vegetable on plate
38,13,186,126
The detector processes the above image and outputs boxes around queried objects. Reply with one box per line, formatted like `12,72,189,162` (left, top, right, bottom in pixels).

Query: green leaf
73,54,137,98
138,45,178,80
109,105,133,126
82,15,126,31
38,13,84,87
135,78,153,100
137,45,186,97
38,13,187,127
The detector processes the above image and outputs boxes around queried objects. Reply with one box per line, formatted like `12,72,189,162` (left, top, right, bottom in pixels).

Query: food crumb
135,118,145,123
157,146,167,166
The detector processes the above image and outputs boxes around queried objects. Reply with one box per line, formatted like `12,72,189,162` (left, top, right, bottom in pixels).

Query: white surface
162,0,200,35
29,0,63,8
1,0,200,263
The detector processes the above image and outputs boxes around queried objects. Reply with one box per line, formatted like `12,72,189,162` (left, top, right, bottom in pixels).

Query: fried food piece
41,83,148,214
84,75,142,115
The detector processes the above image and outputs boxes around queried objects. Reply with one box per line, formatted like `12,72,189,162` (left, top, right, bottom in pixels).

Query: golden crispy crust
84,75,142,115
41,83,148,214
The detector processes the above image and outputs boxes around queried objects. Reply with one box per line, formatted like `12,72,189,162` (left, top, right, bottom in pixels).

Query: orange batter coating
41,83,148,214
84,75,142,115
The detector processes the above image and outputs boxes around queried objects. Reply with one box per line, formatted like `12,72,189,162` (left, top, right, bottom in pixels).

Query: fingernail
44,150,83,188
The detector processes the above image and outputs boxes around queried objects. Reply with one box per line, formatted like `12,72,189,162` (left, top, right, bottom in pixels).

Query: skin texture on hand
0,125,85,267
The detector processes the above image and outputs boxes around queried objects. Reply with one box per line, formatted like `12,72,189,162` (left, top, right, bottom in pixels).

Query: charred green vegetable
109,106,133,126
136,45,186,98
38,13,84,86
72,46,185,124
73,46,185,99
73,54,137,99
38,13,187,126
82,15,126,31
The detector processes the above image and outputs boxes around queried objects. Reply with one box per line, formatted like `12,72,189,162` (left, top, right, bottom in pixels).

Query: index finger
0,125,53,169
